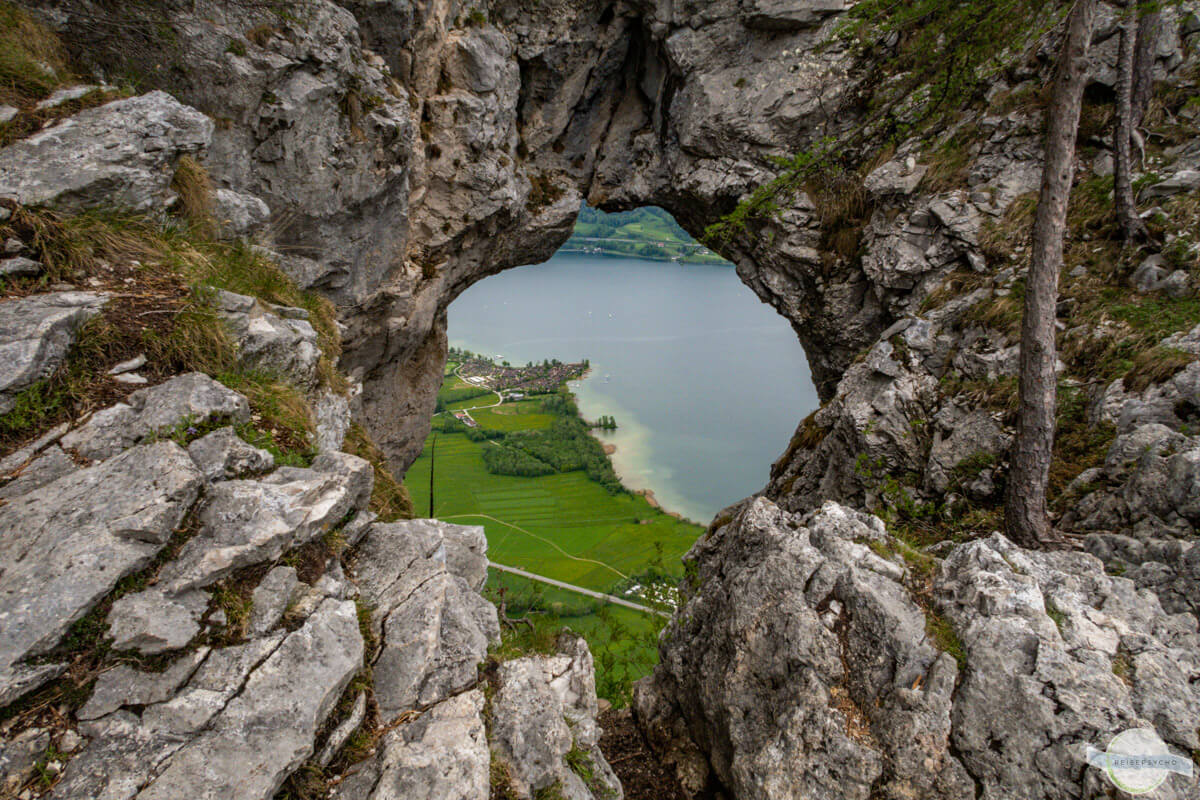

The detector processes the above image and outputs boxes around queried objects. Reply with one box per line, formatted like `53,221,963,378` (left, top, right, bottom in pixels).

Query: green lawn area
470,401,555,431
405,432,701,593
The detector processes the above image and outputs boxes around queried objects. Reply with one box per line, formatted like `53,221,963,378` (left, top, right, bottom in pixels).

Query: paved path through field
488,561,670,618
440,513,629,580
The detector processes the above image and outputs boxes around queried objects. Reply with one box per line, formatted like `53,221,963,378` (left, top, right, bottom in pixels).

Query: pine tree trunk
1114,1,1144,242
1131,9,1161,127
1004,0,1098,548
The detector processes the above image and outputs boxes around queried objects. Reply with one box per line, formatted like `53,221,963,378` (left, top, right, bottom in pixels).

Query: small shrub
925,610,966,669
527,173,565,213
245,25,277,47
1044,596,1066,633
217,370,316,460
1111,651,1133,685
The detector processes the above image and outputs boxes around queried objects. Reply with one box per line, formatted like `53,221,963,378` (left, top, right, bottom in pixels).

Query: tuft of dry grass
920,269,990,313
978,192,1037,266
245,25,277,48
0,1,70,106
922,123,981,193
171,156,217,237
963,281,1025,339
0,205,336,462
1124,347,1196,394
343,423,414,522
526,173,564,213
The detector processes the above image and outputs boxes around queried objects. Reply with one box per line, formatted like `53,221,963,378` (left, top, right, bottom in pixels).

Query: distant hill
563,206,731,264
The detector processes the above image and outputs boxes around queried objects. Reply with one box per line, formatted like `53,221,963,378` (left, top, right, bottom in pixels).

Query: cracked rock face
0,91,212,211
489,633,622,800
350,519,500,724
0,441,203,705
106,451,373,653
51,598,363,800
638,498,1200,800
333,689,491,800
0,291,108,414
61,372,251,461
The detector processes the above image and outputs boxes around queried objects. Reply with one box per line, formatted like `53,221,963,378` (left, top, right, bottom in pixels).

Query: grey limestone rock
61,372,251,460
105,453,371,654
315,389,352,453
0,441,202,704
34,85,100,111
491,633,622,800
107,589,209,655
1142,168,1200,198
352,520,499,724
0,291,108,414
641,498,1200,800
186,425,274,482
0,256,43,278
249,565,300,637
924,408,1010,495
212,187,271,236
0,444,76,500
0,91,212,211
52,600,362,800
0,726,51,795
0,422,68,476
318,690,367,768
214,290,321,389
167,452,372,592
77,648,210,721
333,690,489,800
133,599,362,800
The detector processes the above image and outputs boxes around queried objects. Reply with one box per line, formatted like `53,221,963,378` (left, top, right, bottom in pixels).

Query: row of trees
1005,0,1162,547
591,415,618,430
482,444,557,476
476,394,626,493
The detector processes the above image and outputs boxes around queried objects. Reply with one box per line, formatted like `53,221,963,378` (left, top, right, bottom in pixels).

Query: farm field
408,356,704,703
484,569,663,701
469,401,555,431
405,430,701,591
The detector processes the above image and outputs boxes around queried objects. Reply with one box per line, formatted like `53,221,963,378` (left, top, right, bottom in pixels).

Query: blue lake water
447,252,818,524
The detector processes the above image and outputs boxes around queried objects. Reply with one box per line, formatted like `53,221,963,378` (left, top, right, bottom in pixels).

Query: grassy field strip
441,513,630,580
488,561,667,617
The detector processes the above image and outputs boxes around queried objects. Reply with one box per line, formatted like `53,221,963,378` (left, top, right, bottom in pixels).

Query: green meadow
405,364,704,703
405,428,701,591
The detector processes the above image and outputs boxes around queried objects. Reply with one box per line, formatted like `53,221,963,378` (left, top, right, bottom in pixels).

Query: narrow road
488,561,671,618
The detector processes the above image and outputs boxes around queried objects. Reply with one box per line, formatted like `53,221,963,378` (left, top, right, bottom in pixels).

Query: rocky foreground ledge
636,498,1200,800
0,372,619,800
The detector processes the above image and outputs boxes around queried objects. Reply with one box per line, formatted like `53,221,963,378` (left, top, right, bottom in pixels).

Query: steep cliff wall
6,1,1200,798
30,0,875,473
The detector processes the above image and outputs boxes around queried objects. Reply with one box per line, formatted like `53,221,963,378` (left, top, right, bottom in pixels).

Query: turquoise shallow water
447,252,819,524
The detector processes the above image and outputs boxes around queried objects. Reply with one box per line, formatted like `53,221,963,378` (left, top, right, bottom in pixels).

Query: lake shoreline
447,251,817,524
